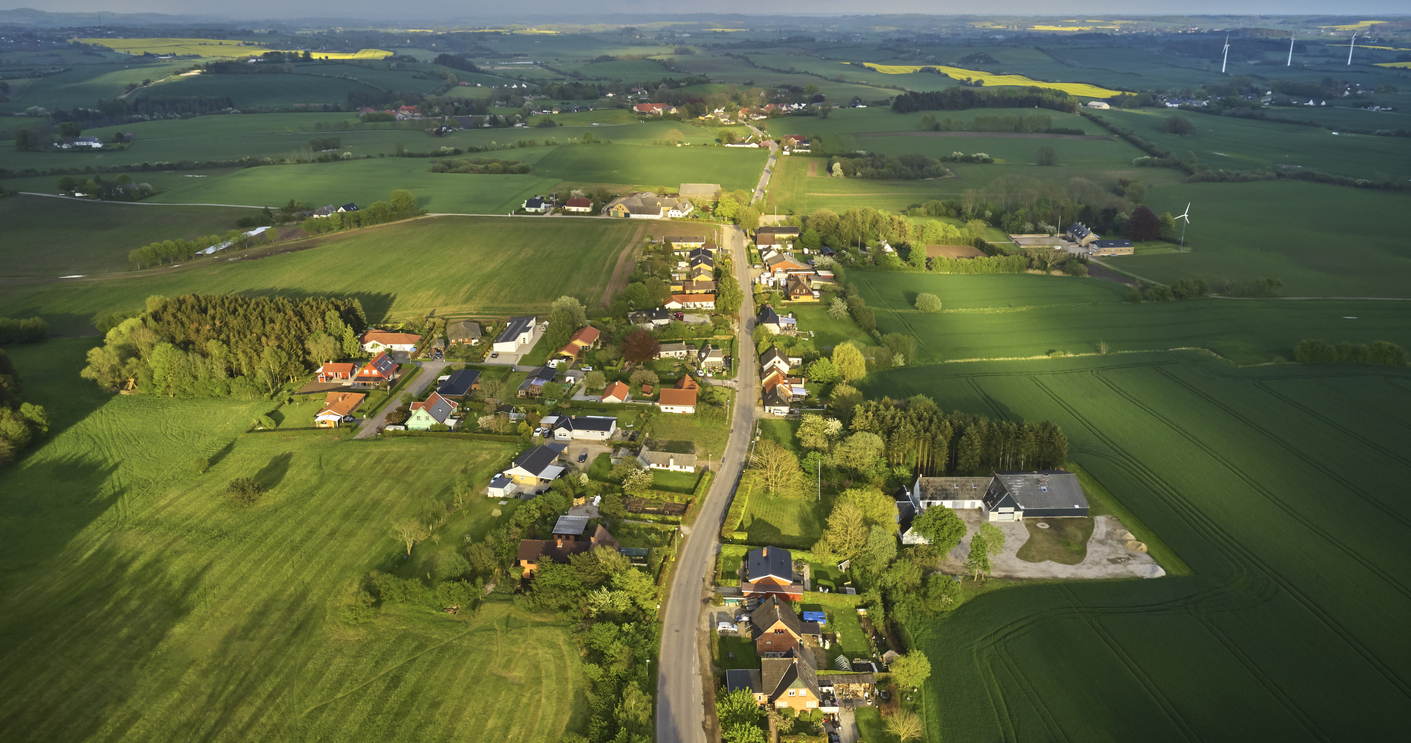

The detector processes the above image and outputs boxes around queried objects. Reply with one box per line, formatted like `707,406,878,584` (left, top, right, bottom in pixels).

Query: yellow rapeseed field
76,38,391,59
1321,20,1387,31
857,62,1120,98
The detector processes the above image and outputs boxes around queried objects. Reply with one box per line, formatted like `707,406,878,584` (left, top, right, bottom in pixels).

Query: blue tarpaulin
802,611,827,624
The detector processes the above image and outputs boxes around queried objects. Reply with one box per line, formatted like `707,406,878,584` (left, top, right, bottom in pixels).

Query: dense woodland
891,86,1080,114
80,294,366,397
0,348,49,469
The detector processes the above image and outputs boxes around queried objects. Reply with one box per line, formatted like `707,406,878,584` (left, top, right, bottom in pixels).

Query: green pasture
526,108,637,126
531,143,769,192
132,72,383,108
570,58,680,80
866,351,1411,741
1264,104,1411,131
0,216,638,334
740,489,830,550
669,54,892,103
1125,180,1411,298
787,301,872,353
0,195,249,277
1100,107,1411,182
746,53,959,93
0,339,579,741
0,60,188,113
850,271,1411,365
842,132,1140,167
760,106,1105,139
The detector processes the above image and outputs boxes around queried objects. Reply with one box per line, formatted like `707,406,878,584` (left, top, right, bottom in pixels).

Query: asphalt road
656,224,758,743
353,359,448,439
746,125,779,205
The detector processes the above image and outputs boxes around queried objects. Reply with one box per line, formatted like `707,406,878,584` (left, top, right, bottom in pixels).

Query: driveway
835,707,859,743
353,360,449,439
657,224,756,743
938,511,1164,580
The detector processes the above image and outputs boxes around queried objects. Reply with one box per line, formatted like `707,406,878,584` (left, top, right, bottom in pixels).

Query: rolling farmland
866,352,1411,741
76,37,392,59
857,62,1121,97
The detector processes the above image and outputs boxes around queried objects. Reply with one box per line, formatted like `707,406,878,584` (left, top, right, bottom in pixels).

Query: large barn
982,471,1089,521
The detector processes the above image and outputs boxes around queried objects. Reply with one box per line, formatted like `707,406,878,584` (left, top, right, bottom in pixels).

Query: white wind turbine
1175,203,1192,248
1221,34,1230,73
1287,36,1295,66
1347,32,1358,65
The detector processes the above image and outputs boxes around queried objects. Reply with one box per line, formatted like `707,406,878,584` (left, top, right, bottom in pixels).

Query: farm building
605,193,693,219
983,471,1089,521
1090,239,1134,256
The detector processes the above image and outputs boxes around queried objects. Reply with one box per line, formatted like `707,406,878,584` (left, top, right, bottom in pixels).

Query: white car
717,622,736,634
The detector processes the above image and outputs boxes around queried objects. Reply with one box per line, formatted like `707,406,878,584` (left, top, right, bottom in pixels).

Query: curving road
745,124,779,206
656,224,758,743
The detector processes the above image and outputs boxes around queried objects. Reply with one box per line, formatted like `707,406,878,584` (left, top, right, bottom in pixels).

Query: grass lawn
714,635,759,671
867,351,1411,741
0,342,581,741
788,301,871,354
643,402,732,459
848,270,1411,365
0,195,252,278
717,544,747,585
853,707,898,743
0,216,640,335
532,142,769,193
651,468,701,493
1014,517,1094,564
741,488,831,550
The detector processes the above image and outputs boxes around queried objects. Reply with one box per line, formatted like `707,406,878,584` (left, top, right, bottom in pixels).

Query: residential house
1090,239,1134,256
517,366,557,398
315,392,364,427
1066,222,1100,248
750,595,821,655
763,386,791,416
630,308,672,328
665,294,715,310
742,546,803,601
493,316,537,353
503,443,568,495
760,253,811,287
761,649,822,712
556,325,601,359
902,476,991,544
447,320,482,345
517,524,622,576
698,345,726,372
1086,100,1111,109
316,362,357,384
407,392,459,430
983,470,1089,521
781,135,810,152
338,203,359,213
785,274,819,302
563,197,593,213
675,375,699,391
690,251,715,268
601,381,630,403
656,342,693,360
523,196,550,213
679,279,717,294
605,193,694,219
487,475,518,499
436,368,482,398
657,387,698,414
756,226,801,246
637,447,696,472
757,307,798,336
361,331,421,354
761,348,791,377
354,352,399,386
670,237,708,250
632,102,677,115
310,205,337,218
688,262,715,281
552,415,617,441
66,136,104,149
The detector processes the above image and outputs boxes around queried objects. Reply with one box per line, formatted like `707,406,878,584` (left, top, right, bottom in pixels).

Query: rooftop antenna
1347,32,1358,65
1221,34,1230,74
1287,36,1295,66
1175,203,1192,248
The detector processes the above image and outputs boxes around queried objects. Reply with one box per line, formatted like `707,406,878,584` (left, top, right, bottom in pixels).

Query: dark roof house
437,368,482,397
983,470,1089,520
747,545,793,583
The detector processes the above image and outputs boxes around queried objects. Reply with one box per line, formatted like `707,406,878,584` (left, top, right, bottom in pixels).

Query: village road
353,359,448,439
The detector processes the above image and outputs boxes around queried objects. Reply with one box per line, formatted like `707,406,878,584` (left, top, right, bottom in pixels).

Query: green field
846,132,1140,167
531,142,768,192
0,61,188,113
133,71,385,108
865,350,1411,741
0,216,639,333
0,195,250,277
0,339,580,742
849,271,1411,365
1118,180,1411,298
1100,107,1411,182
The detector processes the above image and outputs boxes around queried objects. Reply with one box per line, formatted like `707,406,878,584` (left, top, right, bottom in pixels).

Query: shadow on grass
254,451,294,491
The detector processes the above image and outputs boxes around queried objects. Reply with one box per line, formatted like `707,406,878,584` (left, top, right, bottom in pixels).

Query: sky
2,2,1408,23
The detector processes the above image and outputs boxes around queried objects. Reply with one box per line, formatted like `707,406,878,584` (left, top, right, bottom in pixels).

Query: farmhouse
756,226,801,246
315,392,364,427
902,476,992,544
601,381,631,403
743,546,803,601
316,362,356,384
657,387,697,414
637,447,696,472
503,443,568,494
563,197,593,213
407,392,459,430
983,470,1089,521
523,196,550,213
517,524,622,576
1066,222,1100,248
361,330,421,354
493,316,537,353
556,325,601,359
551,415,617,441
1090,239,1135,256
436,368,482,398
354,352,399,385
605,193,694,219
446,320,482,345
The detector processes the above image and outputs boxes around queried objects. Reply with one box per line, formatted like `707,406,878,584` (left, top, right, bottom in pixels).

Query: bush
371,572,425,604
192,456,210,474
1162,115,1196,136
1062,260,1088,277
1145,285,1175,302
1295,339,1407,367
338,582,377,625
914,293,943,313
256,414,276,430
226,477,264,505
1035,146,1057,166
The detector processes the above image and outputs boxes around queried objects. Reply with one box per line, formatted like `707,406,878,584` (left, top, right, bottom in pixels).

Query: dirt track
854,131,1109,140
601,224,645,306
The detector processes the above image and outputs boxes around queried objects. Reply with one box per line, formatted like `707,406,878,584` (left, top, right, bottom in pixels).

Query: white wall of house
659,404,696,414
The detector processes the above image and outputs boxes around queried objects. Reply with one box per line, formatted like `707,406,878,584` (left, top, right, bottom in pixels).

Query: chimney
763,547,768,557
555,536,563,549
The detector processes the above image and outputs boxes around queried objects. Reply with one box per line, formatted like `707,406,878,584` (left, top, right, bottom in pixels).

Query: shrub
192,456,210,474
371,572,425,604
1035,146,1058,166
226,477,264,505
1062,260,1088,277
338,582,377,625
914,293,943,313
256,414,276,430
1145,285,1175,302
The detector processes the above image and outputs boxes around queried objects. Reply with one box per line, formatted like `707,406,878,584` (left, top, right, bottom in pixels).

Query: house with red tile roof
354,352,399,385
316,392,365,427
317,362,357,384
556,325,602,359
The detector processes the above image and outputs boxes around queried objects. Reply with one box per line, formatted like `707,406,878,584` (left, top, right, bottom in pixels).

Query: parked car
716,622,736,634
341,415,356,423
491,352,499,358
578,451,588,463
582,366,593,372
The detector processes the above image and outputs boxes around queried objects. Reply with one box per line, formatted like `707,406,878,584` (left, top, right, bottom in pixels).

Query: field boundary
20,192,266,209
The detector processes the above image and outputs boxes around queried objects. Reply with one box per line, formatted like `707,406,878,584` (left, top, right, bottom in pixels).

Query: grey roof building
983,470,1089,521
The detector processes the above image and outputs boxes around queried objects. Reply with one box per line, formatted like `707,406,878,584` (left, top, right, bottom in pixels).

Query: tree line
428,157,534,174
0,348,49,469
127,229,270,268
846,397,1069,475
892,86,1079,114
1295,339,1406,367
0,317,47,345
920,112,1077,134
300,189,421,235
81,294,366,397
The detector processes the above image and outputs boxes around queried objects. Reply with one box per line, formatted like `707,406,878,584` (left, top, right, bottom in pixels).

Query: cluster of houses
308,203,360,219
899,470,1090,544
358,105,422,120
753,227,837,299
54,136,104,150
760,345,807,416
1065,222,1134,257
605,193,695,220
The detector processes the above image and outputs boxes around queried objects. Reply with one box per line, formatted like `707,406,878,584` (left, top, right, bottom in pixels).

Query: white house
493,316,537,353
552,415,617,441
638,447,696,472
523,196,549,213
487,475,518,498
361,331,421,354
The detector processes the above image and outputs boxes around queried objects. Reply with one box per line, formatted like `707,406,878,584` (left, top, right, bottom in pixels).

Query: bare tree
885,709,923,742
751,440,802,494
393,520,430,557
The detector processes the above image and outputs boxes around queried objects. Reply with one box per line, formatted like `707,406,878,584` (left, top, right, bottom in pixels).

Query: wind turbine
1175,203,1192,248
1221,34,1230,74
1348,32,1358,65
1287,36,1295,66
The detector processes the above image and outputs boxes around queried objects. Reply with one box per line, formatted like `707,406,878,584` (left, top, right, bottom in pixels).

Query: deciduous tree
831,342,866,382
885,709,923,743
915,293,943,313
622,329,660,365
393,519,431,557
751,439,803,494
912,506,966,554
889,651,932,690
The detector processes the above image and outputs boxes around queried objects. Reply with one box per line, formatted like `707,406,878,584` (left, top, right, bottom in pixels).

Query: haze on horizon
2,1,1408,24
